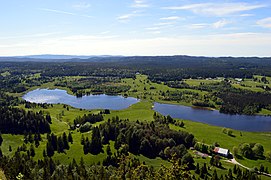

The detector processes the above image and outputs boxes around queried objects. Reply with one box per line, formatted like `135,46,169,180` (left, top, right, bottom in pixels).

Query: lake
154,103,271,132
23,89,271,132
23,89,139,110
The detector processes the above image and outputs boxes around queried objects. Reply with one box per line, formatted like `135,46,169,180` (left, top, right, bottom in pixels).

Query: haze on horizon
0,0,271,57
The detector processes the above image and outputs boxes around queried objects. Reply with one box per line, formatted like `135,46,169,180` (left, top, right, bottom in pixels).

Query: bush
80,122,92,133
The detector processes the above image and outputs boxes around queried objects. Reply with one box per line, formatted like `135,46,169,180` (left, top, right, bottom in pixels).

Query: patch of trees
72,114,103,131
0,92,19,106
45,132,73,157
153,113,185,128
0,106,51,134
237,143,265,159
91,85,131,95
81,127,103,155
194,142,214,154
99,117,195,161
218,91,271,115
24,102,53,109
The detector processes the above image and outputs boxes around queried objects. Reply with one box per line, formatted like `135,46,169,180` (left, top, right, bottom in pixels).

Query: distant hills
18,54,117,59
0,54,270,63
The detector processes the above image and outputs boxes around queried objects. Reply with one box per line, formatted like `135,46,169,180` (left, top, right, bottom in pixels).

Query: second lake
153,103,271,132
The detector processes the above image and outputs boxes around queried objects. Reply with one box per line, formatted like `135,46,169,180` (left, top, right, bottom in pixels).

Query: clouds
38,8,76,16
117,10,142,22
73,2,91,10
131,0,150,8
1,0,271,57
257,17,271,28
213,19,231,28
164,3,266,17
117,0,149,22
1,33,271,57
38,8,92,18
160,16,182,20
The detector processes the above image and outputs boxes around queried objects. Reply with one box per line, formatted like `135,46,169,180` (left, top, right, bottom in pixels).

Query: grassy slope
170,121,271,171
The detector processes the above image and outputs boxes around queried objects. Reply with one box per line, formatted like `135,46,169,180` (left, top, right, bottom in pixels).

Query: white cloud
154,22,175,26
212,19,231,28
240,14,254,17
145,27,161,31
131,0,149,8
73,2,91,10
1,33,271,57
38,8,93,18
164,3,266,17
117,13,136,21
187,23,209,29
160,16,181,20
257,17,271,28
117,10,142,22
0,32,62,40
39,8,76,16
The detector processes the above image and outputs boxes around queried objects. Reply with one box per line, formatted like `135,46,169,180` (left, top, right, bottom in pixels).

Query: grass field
184,78,221,86
121,75,209,107
170,120,271,171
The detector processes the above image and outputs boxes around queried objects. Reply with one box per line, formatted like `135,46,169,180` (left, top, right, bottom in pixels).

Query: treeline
2,56,271,84
0,106,51,134
218,91,271,114
0,91,20,106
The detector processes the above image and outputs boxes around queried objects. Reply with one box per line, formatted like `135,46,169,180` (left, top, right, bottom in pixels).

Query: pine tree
46,142,54,157
89,127,102,154
46,114,52,124
28,133,34,143
68,132,73,144
30,144,35,157
34,134,40,147
57,136,64,153
106,144,112,156
62,132,69,150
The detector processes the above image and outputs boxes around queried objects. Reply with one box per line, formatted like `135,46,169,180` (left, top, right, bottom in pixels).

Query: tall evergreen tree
57,136,64,153
30,144,35,157
68,132,73,144
62,132,69,150
46,142,54,157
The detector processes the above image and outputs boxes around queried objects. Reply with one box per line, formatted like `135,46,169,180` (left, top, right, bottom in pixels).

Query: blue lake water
154,103,271,132
23,89,139,110
23,89,271,132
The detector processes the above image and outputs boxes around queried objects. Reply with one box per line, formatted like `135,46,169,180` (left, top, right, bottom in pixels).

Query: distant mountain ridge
15,54,118,59
0,54,270,63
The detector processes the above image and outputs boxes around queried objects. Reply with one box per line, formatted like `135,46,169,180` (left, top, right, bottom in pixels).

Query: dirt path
224,158,271,178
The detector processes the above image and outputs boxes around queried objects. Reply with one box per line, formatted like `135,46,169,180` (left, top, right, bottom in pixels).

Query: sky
0,0,271,57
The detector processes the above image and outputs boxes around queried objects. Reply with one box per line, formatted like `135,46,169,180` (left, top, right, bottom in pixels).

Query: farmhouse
213,147,230,157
